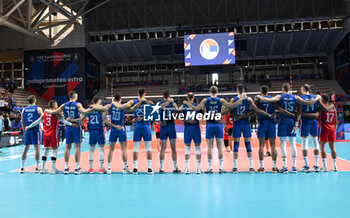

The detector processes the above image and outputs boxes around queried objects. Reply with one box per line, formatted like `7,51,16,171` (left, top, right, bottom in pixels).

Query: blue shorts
66,126,82,144
257,120,276,138
232,123,251,138
206,122,223,139
278,122,296,137
89,130,105,145
24,130,40,145
160,123,177,140
300,123,319,137
109,129,127,142
133,124,152,142
184,125,201,144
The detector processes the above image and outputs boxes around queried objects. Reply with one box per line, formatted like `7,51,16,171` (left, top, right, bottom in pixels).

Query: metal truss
0,0,109,44
88,18,343,43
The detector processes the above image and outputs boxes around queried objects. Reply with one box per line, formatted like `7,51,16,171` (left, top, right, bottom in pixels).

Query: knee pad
185,146,191,155
134,142,140,152
289,137,297,157
42,156,47,161
245,141,252,152
301,137,309,150
51,157,57,161
280,137,287,157
195,146,201,155
233,141,240,152
145,141,152,152
311,136,320,150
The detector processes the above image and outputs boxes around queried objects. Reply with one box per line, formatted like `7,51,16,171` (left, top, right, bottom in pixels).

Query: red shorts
320,129,336,142
43,134,59,148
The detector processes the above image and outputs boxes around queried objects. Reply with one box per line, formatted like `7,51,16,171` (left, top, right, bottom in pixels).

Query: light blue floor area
0,134,349,218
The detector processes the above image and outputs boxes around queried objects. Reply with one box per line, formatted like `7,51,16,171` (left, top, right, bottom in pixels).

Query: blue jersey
88,107,103,131
301,94,318,125
205,97,222,123
63,101,80,119
110,103,124,126
233,96,250,124
22,105,40,132
160,100,176,123
133,99,148,126
182,103,199,127
279,94,296,124
257,95,274,122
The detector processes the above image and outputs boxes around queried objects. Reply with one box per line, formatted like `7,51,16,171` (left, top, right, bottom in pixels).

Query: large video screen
184,32,236,66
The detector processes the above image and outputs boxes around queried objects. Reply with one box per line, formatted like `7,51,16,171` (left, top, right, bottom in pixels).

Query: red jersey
224,114,233,129
154,121,161,133
319,105,337,131
43,112,59,137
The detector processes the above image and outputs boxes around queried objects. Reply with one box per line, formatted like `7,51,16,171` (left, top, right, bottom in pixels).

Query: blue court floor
0,133,349,218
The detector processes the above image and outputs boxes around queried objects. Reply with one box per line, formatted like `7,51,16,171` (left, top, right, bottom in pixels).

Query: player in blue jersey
184,86,246,173
92,92,133,174
69,96,120,174
158,90,180,173
20,95,43,173
258,83,321,173
254,86,278,173
179,92,202,174
231,84,273,174
49,91,93,175
296,84,331,173
121,88,154,174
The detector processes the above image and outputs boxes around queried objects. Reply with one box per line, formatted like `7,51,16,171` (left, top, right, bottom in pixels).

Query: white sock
333,159,337,168
234,159,238,168
36,161,40,169
89,160,93,169
52,161,56,171
108,162,111,169
315,154,319,167
123,162,127,169
99,160,104,169
21,160,25,169
133,160,138,169
283,158,287,168
248,157,253,168
273,160,276,168
147,160,152,168
185,160,189,169
292,157,297,168
160,160,164,170
65,162,69,169
42,160,46,169
197,159,201,169
173,161,177,169
303,156,309,167
219,159,223,169
260,160,264,168
75,162,80,169
99,147,104,169
322,158,327,167
208,159,212,169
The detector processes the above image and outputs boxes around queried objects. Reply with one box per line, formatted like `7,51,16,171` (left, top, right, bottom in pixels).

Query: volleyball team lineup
19,82,337,175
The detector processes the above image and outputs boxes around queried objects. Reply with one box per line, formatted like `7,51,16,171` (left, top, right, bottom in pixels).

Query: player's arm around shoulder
184,98,205,111
258,94,281,103
49,104,64,115
296,94,321,105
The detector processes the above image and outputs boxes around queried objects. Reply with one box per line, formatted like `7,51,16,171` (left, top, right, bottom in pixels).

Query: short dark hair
92,96,100,104
27,95,36,104
114,92,121,102
261,85,269,95
282,83,290,92
322,95,330,103
187,92,194,101
209,86,218,94
163,90,170,99
301,84,311,92
237,83,244,94
137,88,145,97
69,90,77,100
48,100,57,109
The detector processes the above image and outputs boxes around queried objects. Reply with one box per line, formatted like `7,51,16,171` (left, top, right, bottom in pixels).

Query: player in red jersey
154,121,161,153
223,112,233,152
301,95,338,172
25,100,74,174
